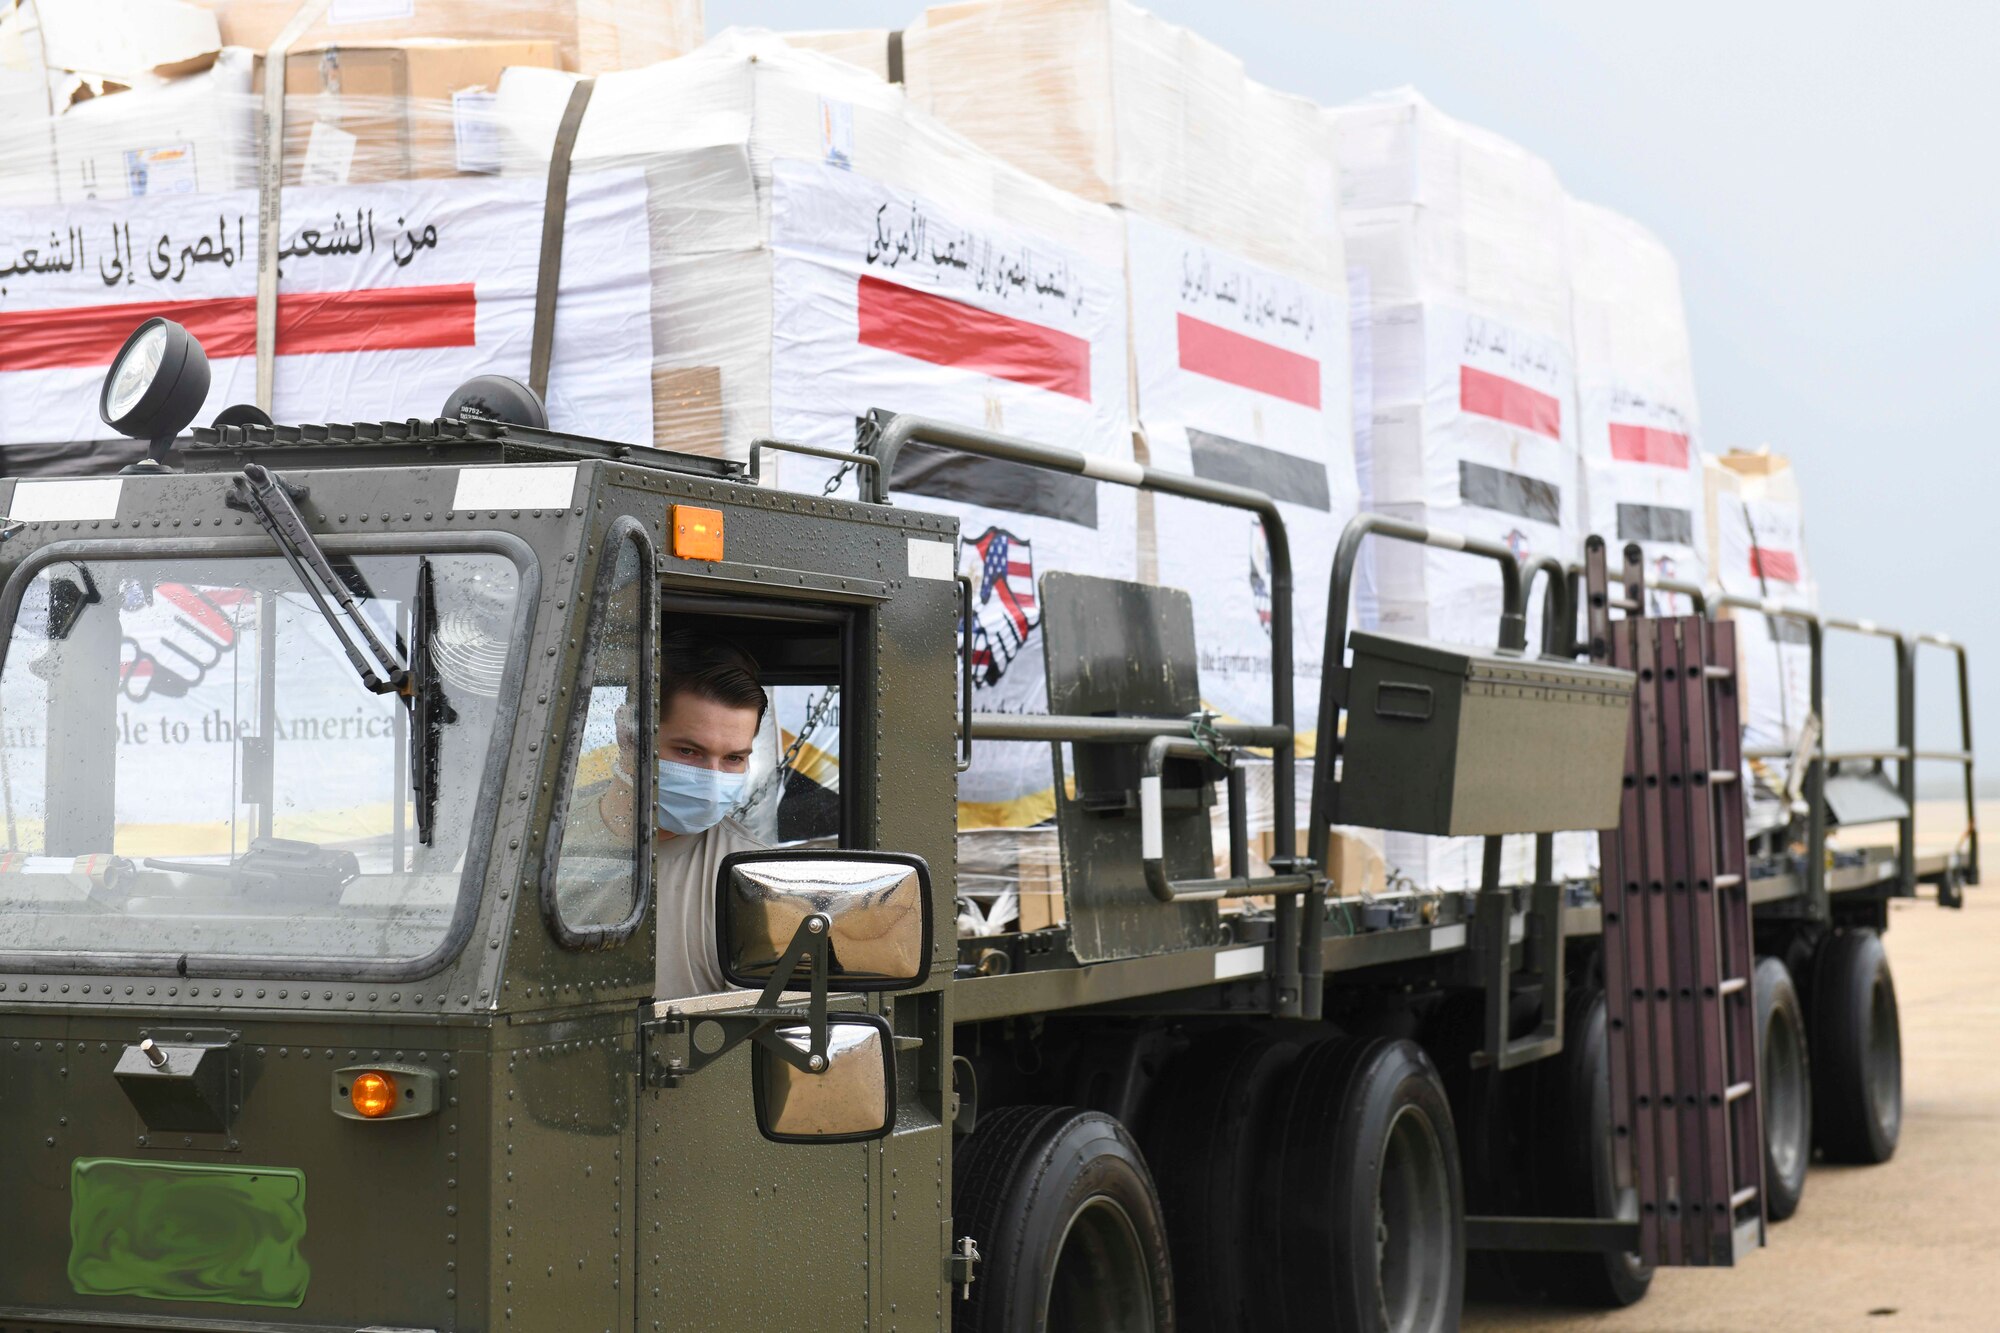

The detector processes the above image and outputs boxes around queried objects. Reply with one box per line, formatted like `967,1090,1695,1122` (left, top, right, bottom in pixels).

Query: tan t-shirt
652,815,761,1000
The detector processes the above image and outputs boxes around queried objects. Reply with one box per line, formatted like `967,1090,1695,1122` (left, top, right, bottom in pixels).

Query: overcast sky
713,1,1999,789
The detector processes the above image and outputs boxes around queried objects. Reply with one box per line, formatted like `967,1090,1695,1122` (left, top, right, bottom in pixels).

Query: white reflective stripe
1933,632,1955,646
1213,944,1265,981
1140,774,1163,860
1857,618,1878,634
1762,597,1783,615
8,478,123,521
1424,530,1466,551
1428,923,1468,952
906,537,954,581
451,464,578,512
1079,454,1145,486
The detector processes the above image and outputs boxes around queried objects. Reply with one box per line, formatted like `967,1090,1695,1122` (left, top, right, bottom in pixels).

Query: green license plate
69,1157,310,1308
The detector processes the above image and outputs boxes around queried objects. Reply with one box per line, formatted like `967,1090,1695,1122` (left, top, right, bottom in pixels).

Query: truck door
539,586,903,1330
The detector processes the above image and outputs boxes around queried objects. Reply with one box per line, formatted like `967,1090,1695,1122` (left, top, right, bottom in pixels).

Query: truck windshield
0,549,520,970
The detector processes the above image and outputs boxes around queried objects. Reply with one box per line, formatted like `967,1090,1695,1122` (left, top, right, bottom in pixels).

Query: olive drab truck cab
0,342,960,1330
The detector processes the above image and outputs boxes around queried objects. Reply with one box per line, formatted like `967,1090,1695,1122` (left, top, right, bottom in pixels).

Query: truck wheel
1258,1037,1464,1332
1138,1032,1300,1328
1755,956,1812,1219
1811,929,1902,1164
953,1105,1174,1333
1528,986,1652,1308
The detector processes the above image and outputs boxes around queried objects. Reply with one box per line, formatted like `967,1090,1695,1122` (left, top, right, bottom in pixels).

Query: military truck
0,318,1978,1331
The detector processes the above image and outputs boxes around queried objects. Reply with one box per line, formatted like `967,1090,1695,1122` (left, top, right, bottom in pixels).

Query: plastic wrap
1126,213,1357,751
191,0,702,77
781,28,895,82
1707,449,1816,835
0,6,657,451
1568,196,1707,610
493,32,1136,831
896,0,1342,287
1335,89,1583,889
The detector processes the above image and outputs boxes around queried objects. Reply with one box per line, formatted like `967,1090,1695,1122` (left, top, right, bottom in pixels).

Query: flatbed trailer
0,324,1976,1331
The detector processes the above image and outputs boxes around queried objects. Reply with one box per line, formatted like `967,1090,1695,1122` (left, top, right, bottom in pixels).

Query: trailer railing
1572,557,1978,914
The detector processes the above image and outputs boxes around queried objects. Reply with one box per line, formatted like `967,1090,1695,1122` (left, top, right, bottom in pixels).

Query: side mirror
753,1012,895,1144
717,851,932,992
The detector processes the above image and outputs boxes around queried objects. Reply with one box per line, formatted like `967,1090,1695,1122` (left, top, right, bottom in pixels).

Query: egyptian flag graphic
856,273,1109,528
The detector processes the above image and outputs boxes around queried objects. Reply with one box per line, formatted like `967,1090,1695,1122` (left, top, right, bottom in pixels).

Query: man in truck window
584,631,767,999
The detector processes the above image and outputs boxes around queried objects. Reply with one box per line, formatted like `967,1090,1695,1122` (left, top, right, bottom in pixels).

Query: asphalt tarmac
1466,805,1999,1332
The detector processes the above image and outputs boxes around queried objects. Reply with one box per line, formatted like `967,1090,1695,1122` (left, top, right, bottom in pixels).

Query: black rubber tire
1137,1031,1300,1329
1255,1037,1465,1332
1527,985,1653,1309
1755,956,1812,1220
953,1104,1175,1333
1810,928,1902,1164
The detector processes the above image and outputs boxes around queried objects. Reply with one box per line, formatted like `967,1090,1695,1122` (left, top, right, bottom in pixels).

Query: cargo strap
253,0,336,411
529,77,597,400
1594,539,1765,1268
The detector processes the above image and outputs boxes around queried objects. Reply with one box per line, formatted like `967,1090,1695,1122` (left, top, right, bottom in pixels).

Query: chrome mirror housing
753,1013,895,1144
716,851,931,992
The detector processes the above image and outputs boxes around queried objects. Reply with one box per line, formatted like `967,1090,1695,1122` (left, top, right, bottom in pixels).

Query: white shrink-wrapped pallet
1706,449,1817,834
881,0,1350,857
1334,89,1581,891
494,33,1136,831
896,0,1344,288
1126,214,1358,858
1569,197,1707,606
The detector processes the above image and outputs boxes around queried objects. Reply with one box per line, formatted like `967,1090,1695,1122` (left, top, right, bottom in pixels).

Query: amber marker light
349,1071,398,1119
672,504,725,562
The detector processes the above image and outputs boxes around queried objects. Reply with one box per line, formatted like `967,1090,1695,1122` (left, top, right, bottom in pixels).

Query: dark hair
661,629,767,726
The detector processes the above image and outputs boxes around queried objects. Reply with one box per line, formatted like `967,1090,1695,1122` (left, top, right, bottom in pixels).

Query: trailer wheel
1811,928,1902,1164
1137,1032,1300,1328
1528,986,1653,1308
953,1105,1174,1333
1258,1037,1464,1332
1755,956,1812,1219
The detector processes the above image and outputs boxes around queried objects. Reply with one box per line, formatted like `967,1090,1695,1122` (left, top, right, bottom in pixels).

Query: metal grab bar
867,411,1313,1015
1911,634,1980,891
1139,737,1315,903
1305,512,1532,1019
1521,553,1572,657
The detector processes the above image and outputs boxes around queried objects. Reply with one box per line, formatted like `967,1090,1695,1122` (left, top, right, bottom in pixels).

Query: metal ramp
1591,539,1766,1265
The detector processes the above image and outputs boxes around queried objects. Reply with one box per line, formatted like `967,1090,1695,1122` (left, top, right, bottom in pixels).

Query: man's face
655,690,760,774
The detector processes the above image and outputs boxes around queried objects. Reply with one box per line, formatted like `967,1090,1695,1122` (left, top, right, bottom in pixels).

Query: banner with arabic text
0,172,652,448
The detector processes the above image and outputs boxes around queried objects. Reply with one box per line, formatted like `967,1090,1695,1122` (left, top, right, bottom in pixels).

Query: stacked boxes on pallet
1706,448,1817,834
1333,89,1582,890
1568,197,1708,608
895,0,1372,901
491,33,1136,904
0,0,703,454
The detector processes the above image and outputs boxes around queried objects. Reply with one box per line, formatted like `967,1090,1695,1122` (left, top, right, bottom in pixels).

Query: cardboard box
36,0,220,85
196,0,702,75
52,47,257,200
898,0,1342,285
260,40,560,184
652,365,723,458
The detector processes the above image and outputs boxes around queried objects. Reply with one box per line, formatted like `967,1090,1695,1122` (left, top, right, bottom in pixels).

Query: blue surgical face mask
655,759,746,836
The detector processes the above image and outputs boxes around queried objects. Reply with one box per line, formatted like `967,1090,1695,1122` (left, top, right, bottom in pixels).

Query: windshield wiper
231,463,452,843
408,555,457,846
145,837,359,896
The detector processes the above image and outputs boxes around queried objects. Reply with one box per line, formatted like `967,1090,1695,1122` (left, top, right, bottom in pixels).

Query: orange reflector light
672,504,725,562
350,1071,397,1119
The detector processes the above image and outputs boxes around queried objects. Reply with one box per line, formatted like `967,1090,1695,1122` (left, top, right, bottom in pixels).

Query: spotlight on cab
99,317,211,473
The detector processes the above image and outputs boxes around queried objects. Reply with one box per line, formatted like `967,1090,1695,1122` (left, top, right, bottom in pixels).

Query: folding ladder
1590,538,1766,1265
